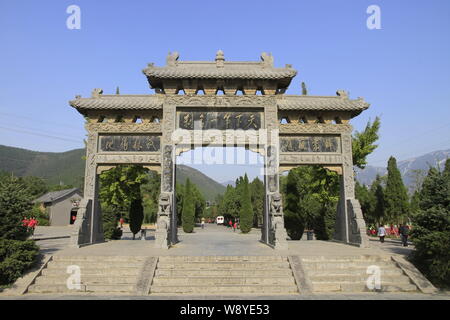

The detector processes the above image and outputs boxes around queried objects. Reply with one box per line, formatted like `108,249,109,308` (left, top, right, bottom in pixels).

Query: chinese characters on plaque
280,135,341,153
99,135,161,152
178,111,262,130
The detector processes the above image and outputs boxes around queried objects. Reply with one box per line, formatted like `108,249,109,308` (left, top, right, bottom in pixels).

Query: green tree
283,166,339,240
99,165,148,212
129,196,144,239
141,171,161,224
239,174,253,233
352,117,381,169
250,177,265,227
370,174,386,224
355,181,375,224
182,178,195,233
0,176,31,240
384,157,410,224
19,176,48,199
411,160,450,288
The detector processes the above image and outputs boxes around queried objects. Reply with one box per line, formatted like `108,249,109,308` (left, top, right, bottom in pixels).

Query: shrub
102,206,122,240
411,206,450,288
0,239,39,285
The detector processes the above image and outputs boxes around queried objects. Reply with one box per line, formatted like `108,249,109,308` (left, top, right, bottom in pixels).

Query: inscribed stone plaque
99,135,161,152
178,110,262,130
280,135,341,153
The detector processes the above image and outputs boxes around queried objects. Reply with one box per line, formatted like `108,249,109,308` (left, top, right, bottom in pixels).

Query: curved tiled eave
69,96,163,112
277,96,369,116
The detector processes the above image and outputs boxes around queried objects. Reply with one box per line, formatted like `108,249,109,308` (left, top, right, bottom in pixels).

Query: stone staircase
27,256,148,295
301,255,419,293
149,256,299,295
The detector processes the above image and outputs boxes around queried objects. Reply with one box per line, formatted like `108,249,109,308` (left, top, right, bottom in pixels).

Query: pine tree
182,178,195,233
0,177,31,240
239,174,253,233
411,160,450,287
384,157,410,224
129,196,144,240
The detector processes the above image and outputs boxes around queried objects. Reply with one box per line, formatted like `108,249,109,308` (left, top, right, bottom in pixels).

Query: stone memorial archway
69,51,369,250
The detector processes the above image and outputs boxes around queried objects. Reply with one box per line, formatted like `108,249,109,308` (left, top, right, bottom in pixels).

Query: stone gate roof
69,91,369,117
278,95,369,116
70,95,163,111
143,61,297,80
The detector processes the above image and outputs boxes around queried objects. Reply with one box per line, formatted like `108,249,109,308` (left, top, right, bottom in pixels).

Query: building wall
49,192,83,226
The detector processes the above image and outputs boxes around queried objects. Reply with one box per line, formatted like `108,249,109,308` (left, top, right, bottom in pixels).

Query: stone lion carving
158,193,171,216
270,192,283,216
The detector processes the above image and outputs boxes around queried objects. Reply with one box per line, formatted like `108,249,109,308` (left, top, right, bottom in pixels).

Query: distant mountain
356,149,450,190
176,165,226,201
220,180,236,187
0,145,85,187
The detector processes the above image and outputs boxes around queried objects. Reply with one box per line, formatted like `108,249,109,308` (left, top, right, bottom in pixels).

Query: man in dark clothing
399,224,409,247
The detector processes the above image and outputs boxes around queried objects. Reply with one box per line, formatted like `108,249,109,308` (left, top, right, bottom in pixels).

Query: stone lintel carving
279,123,352,134
279,154,343,165
164,95,276,108
95,154,161,164
86,122,162,133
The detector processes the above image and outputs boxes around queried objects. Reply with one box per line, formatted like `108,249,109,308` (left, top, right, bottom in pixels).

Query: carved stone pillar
155,103,177,248
265,100,288,250
334,131,369,247
70,130,104,247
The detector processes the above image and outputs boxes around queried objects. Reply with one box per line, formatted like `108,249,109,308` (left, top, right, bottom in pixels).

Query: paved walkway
39,224,413,259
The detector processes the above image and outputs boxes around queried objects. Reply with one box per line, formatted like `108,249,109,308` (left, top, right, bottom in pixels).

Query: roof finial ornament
336,90,349,98
91,88,103,98
166,51,179,66
261,52,274,67
215,50,225,67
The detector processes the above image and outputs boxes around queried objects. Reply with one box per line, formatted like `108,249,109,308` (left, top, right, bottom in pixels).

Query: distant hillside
0,145,85,187
221,180,236,187
0,145,225,201
356,149,450,190
176,165,226,201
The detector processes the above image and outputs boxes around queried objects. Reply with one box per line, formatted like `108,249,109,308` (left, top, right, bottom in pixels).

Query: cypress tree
129,196,144,240
182,178,195,233
239,174,253,233
370,175,385,224
384,157,409,224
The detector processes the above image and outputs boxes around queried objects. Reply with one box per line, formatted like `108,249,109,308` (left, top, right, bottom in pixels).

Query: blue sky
1,0,450,182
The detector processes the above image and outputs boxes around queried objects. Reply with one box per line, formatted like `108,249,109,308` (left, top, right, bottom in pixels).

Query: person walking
201,217,205,229
377,225,386,243
233,221,237,233
229,220,233,229
399,224,409,247
22,216,29,228
28,217,38,235
119,217,124,229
